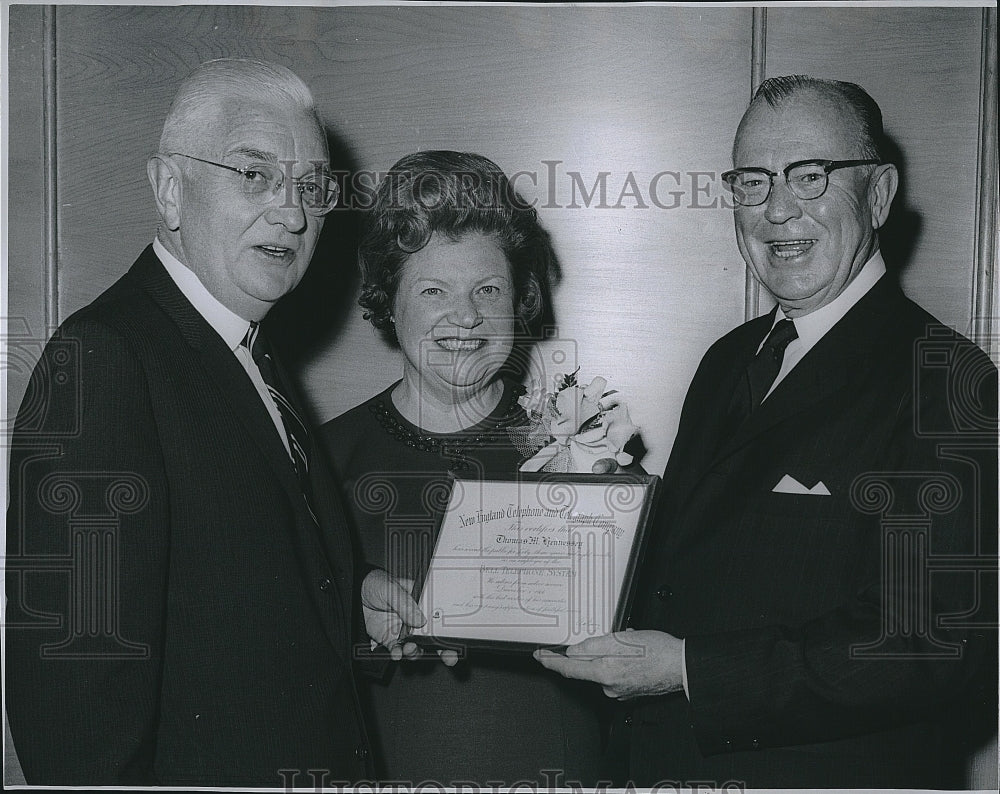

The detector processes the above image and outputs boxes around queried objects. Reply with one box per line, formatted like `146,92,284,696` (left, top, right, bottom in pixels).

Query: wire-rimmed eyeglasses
169,153,340,216
722,159,880,206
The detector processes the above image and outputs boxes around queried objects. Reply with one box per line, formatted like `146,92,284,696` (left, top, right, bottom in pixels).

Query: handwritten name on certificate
412,473,659,648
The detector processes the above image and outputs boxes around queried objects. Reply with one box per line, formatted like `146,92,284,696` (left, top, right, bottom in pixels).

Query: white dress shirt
153,238,292,459
761,251,887,401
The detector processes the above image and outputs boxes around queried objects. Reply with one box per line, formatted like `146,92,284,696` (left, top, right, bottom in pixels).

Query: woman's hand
360,569,458,666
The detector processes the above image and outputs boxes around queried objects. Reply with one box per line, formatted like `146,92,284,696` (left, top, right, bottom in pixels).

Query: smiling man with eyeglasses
6,59,372,786
723,79,897,319
166,153,340,216
147,75,338,322
537,75,997,788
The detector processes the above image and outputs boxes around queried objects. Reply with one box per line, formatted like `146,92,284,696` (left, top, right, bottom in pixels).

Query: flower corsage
516,370,640,473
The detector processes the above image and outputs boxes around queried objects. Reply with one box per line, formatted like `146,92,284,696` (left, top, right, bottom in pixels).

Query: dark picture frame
409,472,661,652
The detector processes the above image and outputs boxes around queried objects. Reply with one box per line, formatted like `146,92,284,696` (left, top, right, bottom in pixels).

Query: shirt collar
773,250,886,345
153,237,250,352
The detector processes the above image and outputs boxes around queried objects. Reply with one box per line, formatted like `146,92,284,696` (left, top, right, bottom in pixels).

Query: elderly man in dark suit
5,58,372,785
537,75,997,787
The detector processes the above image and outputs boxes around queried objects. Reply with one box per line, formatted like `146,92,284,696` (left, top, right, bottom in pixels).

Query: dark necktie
242,321,317,520
747,318,798,410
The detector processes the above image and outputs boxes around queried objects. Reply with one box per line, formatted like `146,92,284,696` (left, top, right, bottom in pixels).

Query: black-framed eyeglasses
722,159,880,206
169,152,339,216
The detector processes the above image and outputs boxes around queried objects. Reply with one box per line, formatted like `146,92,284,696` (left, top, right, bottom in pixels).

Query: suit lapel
130,248,353,656
706,276,900,473
132,249,301,499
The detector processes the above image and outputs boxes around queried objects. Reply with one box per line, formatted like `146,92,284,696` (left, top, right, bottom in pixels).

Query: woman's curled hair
358,150,556,338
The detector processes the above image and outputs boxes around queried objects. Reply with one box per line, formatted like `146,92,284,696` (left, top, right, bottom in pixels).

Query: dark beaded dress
320,380,604,785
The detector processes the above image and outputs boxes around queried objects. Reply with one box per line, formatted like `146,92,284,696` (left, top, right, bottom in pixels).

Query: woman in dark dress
321,151,603,785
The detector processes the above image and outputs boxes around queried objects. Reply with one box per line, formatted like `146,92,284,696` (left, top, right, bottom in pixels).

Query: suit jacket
5,247,373,786
620,276,997,788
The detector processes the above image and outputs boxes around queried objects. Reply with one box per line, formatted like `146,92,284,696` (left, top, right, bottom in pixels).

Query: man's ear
147,154,182,231
868,162,898,231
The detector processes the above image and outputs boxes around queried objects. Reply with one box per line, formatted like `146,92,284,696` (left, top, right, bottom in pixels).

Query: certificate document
411,472,660,649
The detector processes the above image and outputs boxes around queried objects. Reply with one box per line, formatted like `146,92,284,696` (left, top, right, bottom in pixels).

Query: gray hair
738,75,886,163
158,58,322,154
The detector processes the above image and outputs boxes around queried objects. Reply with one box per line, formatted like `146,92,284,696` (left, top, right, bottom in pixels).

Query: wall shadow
500,220,563,386
878,132,921,279
267,126,363,389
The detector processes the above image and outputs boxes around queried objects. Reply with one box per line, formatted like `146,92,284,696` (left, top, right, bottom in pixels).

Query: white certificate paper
412,473,660,648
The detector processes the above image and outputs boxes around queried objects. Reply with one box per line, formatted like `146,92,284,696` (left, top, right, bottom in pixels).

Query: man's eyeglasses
169,153,339,216
722,159,880,206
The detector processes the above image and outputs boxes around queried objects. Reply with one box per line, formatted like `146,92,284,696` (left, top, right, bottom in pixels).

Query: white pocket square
772,474,831,496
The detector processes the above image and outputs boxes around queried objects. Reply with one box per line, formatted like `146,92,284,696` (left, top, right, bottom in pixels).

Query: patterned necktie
746,318,798,410
242,321,317,520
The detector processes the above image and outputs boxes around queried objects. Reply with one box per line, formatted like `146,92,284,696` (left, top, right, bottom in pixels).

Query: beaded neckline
368,381,527,471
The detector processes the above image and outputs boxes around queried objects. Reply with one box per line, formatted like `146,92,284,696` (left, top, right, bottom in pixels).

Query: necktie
746,318,798,410
242,321,317,520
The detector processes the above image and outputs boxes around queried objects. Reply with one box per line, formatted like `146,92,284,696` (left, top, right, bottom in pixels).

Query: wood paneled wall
19,4,756,476
4,4,997,785
6,5,996,474
766,7,987,331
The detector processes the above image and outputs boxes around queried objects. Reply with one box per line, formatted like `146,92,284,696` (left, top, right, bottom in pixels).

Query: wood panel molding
744,6,767,322
972,7,998,354
42,4,58,332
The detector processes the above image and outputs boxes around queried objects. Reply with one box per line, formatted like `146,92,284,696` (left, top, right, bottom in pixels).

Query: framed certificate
410,472,660,650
